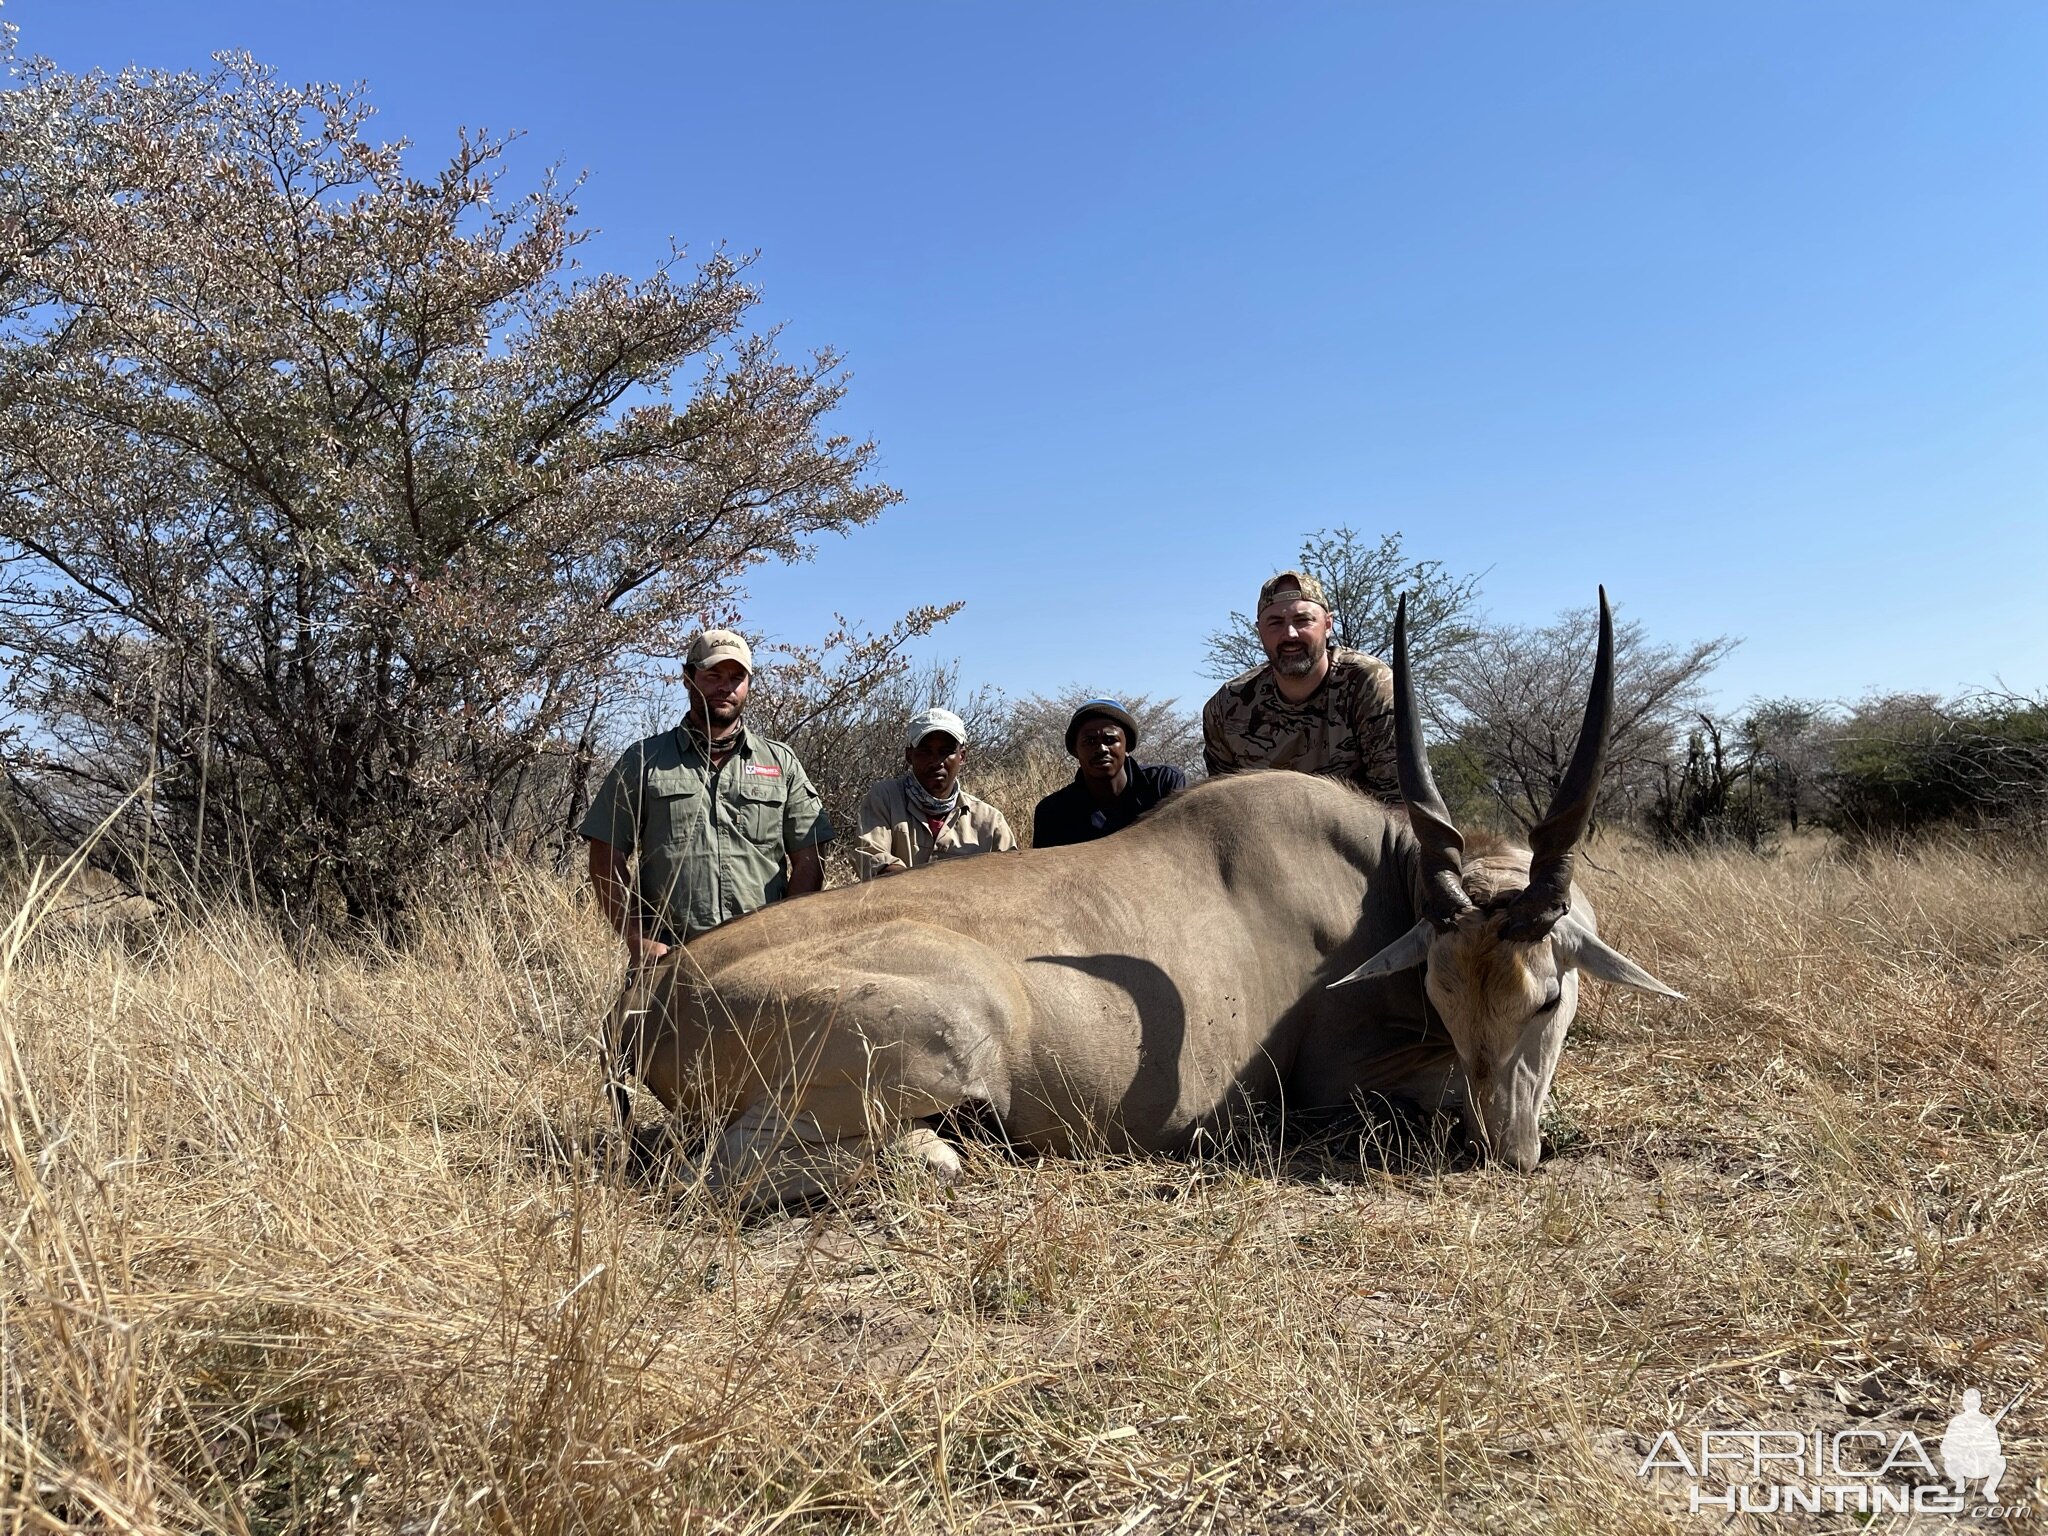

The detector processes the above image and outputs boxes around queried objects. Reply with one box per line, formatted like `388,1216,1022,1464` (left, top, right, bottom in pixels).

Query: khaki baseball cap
1258,570,1330,616
686,628,753,674
906,707,967,748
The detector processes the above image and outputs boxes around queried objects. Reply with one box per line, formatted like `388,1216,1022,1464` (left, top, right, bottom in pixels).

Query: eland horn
1392,593,1472,928
1501,587,1614,941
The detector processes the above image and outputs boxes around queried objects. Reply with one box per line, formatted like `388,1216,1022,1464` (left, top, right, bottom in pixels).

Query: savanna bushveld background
3,37,2046,1536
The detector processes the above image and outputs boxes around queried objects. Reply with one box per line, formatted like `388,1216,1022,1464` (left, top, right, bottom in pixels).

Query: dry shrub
3,835,2046,1531
971,754,1082,850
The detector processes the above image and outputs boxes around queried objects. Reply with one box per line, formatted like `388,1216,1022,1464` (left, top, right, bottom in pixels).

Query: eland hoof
892,1124,963,1185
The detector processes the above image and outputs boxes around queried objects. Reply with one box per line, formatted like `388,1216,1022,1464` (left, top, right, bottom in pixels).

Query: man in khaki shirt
581,629,830,960
1201,569,1398,798
855,707,1017,878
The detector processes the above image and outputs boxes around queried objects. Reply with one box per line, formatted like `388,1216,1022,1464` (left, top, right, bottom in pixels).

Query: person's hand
627,931,671,966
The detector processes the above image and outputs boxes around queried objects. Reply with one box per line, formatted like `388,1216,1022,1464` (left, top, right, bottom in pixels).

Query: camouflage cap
1257,570,1330,616
686,628,753,674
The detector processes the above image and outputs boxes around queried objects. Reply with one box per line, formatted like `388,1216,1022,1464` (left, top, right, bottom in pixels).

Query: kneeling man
855,707,1018,878
1031,699,1186,848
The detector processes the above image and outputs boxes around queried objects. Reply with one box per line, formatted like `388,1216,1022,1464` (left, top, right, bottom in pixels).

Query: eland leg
705,1098,865,1208
705,1095,962,1208
601,970,654,1125
888,1120,962,1183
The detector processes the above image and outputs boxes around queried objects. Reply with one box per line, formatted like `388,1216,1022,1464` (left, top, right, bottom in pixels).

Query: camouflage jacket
1201,646,1399,798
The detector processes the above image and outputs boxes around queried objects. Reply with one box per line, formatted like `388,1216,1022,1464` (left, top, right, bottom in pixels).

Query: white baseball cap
906,707,967,748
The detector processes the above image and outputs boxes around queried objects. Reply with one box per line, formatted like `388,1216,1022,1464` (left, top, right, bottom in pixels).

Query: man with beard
581,629,831,963
1200,570,1397,797
1031,699,1186,848
854,707,1017,878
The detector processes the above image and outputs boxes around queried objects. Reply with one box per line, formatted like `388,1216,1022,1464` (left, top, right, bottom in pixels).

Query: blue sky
13,2,2046,719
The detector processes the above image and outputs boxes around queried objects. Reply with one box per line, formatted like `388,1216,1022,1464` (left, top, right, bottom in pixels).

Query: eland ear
1329,919,1434,988
1559,920,1684,999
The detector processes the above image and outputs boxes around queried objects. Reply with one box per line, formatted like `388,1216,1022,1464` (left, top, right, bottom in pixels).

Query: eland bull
612,589,1680,1201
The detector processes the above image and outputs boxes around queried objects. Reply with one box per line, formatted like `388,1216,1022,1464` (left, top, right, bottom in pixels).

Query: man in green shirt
581,629,832,964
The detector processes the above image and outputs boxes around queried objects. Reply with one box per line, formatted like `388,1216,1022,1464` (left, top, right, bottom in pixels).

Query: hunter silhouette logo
1942,1389,2017,1501
1640,1385,2031,1516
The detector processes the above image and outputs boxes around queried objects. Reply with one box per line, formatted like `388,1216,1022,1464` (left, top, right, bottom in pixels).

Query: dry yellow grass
3,832,2046,1532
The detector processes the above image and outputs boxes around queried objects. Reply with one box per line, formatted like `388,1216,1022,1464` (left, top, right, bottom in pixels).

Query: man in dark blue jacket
1031,699,1187,848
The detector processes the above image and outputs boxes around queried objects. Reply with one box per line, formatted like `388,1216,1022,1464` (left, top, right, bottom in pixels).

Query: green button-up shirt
579,723,832,942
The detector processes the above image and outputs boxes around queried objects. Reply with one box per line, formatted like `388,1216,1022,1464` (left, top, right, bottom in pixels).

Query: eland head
1332,587,1682,1170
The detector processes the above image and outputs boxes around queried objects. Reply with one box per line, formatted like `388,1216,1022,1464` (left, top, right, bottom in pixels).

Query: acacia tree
1201,527,1484,689
1741,697,1834,832
1436,602,1735,830
0,51,911,925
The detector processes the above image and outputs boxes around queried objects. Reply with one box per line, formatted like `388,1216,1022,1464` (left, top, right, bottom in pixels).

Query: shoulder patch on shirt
743,763,783,777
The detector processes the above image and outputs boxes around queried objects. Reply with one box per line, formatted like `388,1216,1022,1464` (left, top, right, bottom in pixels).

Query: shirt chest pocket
643,766,706,852
736,776,787,844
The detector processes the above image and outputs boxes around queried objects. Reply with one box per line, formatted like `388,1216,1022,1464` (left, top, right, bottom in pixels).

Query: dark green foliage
1631,692,2048,848
1644,715,1773,851
1822,692,2048,839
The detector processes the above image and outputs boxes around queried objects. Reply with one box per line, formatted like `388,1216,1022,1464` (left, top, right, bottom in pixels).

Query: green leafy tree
1643,714,1775,850
1424,737,1505,833
0,50,911,927
1822,690,2048,839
